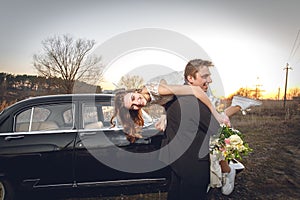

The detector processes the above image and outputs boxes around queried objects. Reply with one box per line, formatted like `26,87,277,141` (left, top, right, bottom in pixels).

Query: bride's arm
158,83,213,112
158,83,209,105
158,83,230,125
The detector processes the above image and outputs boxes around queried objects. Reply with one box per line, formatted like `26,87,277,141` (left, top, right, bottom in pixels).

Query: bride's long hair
110,89,144,141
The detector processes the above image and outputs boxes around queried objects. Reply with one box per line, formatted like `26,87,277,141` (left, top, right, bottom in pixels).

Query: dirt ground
32,100,300,200
207,100,300,200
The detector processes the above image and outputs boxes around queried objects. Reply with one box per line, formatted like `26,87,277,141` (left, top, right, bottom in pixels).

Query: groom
160,94,219,200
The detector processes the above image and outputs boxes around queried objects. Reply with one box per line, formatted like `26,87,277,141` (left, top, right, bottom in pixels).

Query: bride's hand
155,114,167,131
125,133,143,143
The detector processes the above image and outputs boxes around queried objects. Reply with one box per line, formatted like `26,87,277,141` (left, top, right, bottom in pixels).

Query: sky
1,0,300,98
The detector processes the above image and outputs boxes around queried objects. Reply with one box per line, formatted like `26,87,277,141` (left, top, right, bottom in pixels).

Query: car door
74,99,169,188
0,102,77,188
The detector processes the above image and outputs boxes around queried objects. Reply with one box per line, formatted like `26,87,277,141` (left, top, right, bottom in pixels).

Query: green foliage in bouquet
211,125,253,161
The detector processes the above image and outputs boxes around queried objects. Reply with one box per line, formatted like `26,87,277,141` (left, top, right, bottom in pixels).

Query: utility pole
283,63,292,108
250,77,264,99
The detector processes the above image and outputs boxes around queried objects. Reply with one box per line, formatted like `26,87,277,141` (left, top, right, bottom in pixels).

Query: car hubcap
0,182,5,200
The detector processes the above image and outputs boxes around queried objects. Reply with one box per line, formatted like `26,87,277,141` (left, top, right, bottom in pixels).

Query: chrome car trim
32,178,166,189
33,183,73,188
0,129,77,137
77,178,167,187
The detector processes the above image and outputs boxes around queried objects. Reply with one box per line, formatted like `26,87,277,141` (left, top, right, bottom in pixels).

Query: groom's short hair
184,59,214,84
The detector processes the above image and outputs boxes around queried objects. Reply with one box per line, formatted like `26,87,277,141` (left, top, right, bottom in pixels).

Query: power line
294,57,300,66
288,29,300,61
291,37,300,60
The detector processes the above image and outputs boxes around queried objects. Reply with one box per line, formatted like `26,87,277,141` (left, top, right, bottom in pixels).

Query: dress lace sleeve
145,80,173,106
145,82,160,96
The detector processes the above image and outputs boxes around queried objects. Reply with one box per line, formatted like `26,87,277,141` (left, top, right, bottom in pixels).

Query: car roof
0,93,115,116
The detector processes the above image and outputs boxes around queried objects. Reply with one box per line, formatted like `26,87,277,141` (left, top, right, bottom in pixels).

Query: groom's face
190,66,212,92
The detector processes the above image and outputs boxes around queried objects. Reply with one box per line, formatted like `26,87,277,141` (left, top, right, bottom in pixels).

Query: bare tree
117,75,144,90
33,34,103,93
228,87,250,99
228,87,264,100
288,87,300,99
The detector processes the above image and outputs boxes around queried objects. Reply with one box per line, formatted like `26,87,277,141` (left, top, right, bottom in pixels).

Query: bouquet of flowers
210,125,252,161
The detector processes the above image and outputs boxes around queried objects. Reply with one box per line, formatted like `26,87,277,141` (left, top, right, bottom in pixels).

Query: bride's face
123,92,147,110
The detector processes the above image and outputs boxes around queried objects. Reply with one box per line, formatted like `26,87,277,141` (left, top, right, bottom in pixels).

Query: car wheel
0,180,15,200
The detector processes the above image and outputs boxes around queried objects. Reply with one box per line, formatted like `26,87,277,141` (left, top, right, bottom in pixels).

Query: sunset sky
1,0,300,98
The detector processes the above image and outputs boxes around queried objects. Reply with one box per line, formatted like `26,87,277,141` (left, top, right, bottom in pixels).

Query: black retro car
0,94,170,200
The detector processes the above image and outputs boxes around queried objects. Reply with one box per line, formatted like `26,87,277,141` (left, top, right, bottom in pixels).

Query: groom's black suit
160,95,219,200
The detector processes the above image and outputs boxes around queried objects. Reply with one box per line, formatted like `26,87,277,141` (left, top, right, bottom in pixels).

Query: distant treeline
0,72,102,110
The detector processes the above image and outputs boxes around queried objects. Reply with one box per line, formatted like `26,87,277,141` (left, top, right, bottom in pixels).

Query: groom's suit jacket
159,95,219,200
159,95,219,165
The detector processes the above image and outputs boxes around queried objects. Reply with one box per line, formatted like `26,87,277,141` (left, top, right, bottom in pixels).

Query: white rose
229,134,243,146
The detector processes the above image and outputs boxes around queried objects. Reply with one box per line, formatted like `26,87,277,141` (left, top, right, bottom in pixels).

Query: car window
82,103,114,129
15,103,75,132
82,102,154,130
63,109,74,125
16,107,50,123
102,106,114,123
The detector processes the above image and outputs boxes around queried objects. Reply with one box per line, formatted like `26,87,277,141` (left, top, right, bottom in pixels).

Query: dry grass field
208,100,300,200
29,100,300,200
